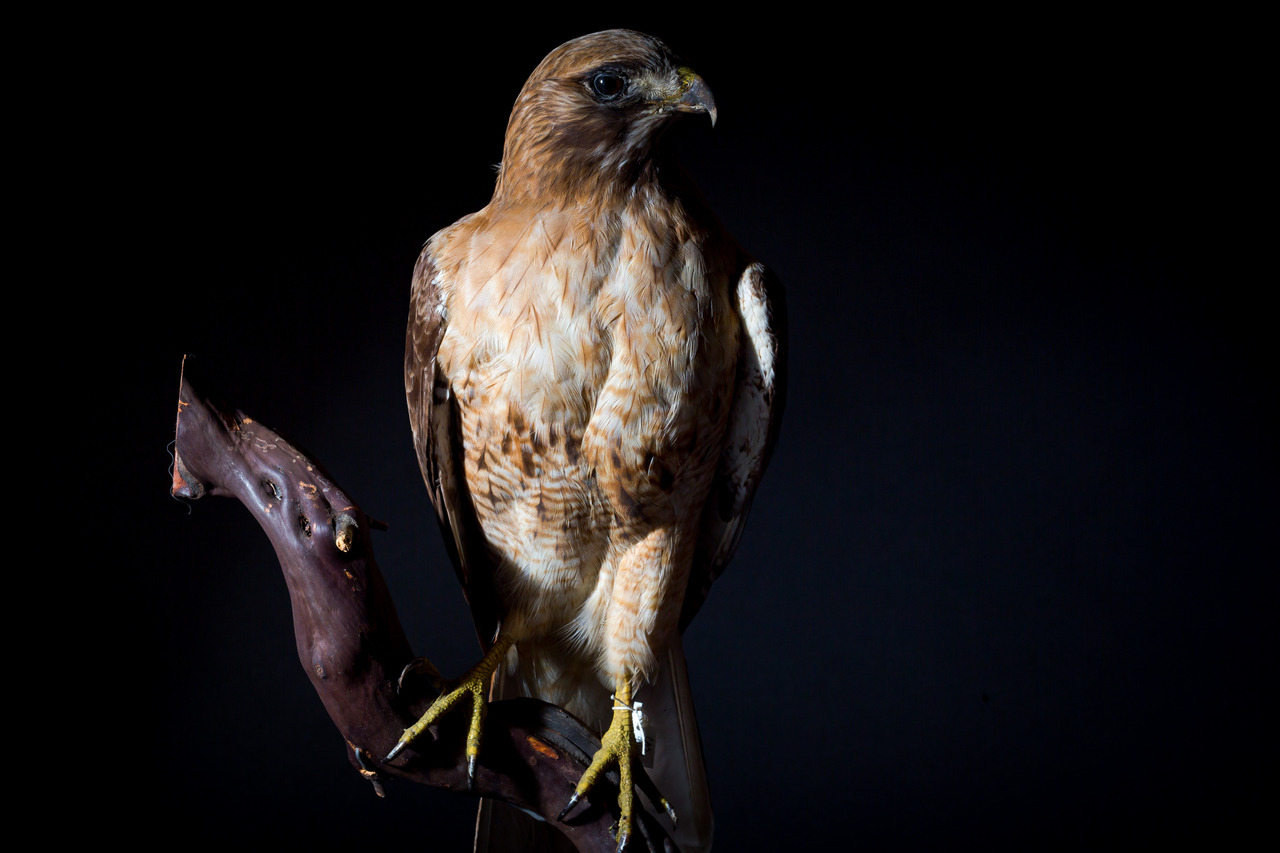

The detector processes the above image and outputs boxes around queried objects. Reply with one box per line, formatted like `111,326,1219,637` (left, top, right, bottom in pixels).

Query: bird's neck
493,135,668,209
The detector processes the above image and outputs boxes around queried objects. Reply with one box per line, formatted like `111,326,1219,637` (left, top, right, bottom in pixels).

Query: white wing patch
711,263,778,565
737,262,776,388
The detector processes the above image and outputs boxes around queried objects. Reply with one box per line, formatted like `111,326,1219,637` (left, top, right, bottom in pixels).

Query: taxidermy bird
394,29,786,852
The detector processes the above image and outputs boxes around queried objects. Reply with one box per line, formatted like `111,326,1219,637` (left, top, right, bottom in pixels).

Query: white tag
613,696,648,755
631,700,647,755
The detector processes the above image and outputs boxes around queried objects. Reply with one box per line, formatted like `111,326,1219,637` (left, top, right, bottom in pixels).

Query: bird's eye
591,71,626,100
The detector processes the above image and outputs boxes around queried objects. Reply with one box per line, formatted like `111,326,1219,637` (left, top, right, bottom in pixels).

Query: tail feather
474,661,579,853
636,637,714,853
474,797,578,853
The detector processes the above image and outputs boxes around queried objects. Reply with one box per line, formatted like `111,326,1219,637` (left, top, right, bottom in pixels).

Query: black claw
396,657,444,694
395,662,414,694
384,740,406,763
353,748,387,798
466,755,477,790
615,830,629,853
633,766,676,828
557,792,581,822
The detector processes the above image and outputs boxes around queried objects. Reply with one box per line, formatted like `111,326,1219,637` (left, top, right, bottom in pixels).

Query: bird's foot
559,679,670,851
385,635,513,787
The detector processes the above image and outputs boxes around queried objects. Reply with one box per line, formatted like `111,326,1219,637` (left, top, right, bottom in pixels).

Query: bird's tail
637,636,714,853
473,795,577,853
473,654,579,853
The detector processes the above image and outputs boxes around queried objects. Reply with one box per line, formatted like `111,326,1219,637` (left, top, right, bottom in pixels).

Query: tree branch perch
170,357,674,852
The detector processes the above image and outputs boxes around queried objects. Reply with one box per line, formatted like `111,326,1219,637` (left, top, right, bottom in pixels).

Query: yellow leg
559,676,639,851
385,634,514,784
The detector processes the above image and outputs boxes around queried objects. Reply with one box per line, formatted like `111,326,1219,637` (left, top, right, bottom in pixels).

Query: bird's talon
572,678,638,845
558,791,581,822
390,637,512,776
396,656,444,694
352,747,387,797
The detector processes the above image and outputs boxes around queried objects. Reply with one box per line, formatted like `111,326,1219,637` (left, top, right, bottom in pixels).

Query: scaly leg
385,635,514,784
559,676,656,851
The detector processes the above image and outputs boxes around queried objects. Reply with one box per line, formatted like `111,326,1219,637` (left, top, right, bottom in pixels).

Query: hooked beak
670,67,717,127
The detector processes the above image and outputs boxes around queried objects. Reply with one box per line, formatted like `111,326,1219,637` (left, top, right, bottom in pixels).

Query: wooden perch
170,357,674,853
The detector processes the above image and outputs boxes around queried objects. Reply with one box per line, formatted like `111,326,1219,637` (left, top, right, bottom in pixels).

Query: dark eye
591,71,626,100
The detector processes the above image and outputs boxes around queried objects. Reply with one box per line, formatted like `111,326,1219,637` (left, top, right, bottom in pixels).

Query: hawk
393,29,786,852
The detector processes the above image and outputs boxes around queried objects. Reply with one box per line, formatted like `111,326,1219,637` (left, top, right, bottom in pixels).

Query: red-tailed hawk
392,29,785,852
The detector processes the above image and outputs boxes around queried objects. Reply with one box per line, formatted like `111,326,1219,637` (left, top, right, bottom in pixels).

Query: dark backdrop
113,10,1269,850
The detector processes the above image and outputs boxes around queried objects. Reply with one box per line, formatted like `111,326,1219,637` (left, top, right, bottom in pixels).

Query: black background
110,9,1269,849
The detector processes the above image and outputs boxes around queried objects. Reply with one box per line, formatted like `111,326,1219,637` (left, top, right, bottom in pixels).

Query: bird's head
495,29,716,203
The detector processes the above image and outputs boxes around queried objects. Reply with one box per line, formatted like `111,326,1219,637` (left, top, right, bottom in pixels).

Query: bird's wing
681,261,788,631
406,247,504,650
